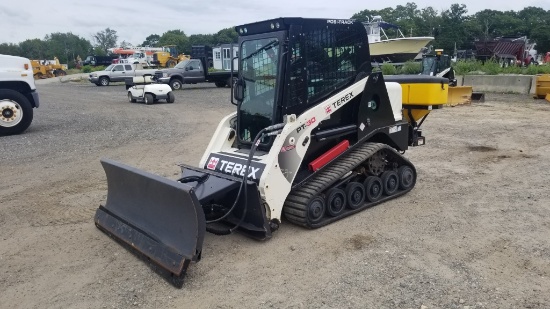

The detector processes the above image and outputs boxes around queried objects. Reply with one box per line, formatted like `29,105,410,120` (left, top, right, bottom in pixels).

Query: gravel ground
1,78,549,309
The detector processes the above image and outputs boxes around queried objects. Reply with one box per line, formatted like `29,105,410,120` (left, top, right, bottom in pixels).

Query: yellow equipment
386,75,447,134
421,49,474,106
152,45,190,68
533,74,550,99
31,57,67,79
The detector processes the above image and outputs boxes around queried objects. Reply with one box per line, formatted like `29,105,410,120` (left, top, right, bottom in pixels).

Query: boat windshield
238,37,280,143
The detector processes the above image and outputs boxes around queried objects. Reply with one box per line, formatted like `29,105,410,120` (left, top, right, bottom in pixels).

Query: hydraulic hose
205,123,285,235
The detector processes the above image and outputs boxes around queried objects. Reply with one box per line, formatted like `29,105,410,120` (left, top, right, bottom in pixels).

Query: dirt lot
1,79,549,309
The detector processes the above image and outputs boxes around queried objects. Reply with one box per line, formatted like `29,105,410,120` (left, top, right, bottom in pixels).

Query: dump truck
474,36,536,67
94,17,447,287
83,55,118,66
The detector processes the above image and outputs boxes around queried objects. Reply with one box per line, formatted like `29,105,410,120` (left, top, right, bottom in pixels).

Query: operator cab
234,18,372,150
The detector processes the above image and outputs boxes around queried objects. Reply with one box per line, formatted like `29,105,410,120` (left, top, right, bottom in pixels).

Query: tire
345,182,365,210
167,92,175,103
169,78,183,90
0,89,34,135
144,93,154,105
381,171,399,196
397,166,415,190
306,196,325,225
325,188,346,217
214,81,226,88
363,176,383,202
166,60,176,68
98,76,109,86
54,70,67,77
127,92,136,103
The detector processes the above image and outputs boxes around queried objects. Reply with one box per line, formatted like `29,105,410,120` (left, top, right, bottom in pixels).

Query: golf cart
126,75,175,104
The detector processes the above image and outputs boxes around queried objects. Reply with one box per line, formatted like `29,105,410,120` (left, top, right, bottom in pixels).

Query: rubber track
283,142,416,228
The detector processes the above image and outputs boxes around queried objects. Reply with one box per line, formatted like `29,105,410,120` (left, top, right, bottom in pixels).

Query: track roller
364,176,383,202
345,182,365,210
381,171,399,196
283,142,417,229
325,188,346,216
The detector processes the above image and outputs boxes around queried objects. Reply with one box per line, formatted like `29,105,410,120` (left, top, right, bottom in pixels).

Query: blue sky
2,0,549,45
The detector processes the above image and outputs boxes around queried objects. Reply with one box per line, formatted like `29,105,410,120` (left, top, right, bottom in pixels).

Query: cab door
184,60,204,83
110,64,126,81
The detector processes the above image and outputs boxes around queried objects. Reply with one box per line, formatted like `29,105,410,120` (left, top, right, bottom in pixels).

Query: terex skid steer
95,18,447,287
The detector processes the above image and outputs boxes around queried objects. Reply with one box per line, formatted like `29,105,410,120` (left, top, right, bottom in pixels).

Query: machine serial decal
280,145,296,153
327,19,354,25
205,153,266,180
296,117,316,133
389,125,402,134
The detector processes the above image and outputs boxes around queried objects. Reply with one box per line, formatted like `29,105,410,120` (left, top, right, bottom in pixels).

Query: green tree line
352,3,550,54
0,27,238,68
2,3,549,67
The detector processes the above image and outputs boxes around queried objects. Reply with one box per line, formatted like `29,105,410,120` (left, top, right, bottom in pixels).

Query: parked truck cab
0,54,40,135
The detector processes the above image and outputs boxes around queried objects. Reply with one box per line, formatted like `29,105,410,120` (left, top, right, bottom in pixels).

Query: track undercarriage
284,142,416,228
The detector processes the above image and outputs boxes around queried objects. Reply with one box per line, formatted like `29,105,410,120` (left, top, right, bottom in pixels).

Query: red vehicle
474,36,537,66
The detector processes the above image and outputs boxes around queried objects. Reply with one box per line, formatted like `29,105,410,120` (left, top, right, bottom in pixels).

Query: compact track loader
95,18,445,287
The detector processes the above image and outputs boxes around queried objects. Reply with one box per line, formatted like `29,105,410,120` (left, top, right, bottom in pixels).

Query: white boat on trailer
364,16,434,63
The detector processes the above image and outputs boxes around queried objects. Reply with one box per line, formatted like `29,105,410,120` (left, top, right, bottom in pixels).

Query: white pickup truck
89,63,157,86
0,54,40,135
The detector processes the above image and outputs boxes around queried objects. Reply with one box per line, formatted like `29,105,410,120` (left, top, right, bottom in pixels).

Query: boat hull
370,37,434,63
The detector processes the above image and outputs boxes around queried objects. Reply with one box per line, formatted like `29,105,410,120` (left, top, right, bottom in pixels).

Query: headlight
163,72,168,77
91,73,97,77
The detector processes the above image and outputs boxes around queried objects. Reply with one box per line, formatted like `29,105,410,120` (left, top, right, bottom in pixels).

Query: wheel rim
0,99,23,127
399,166,414,189
326,189,346,216
307,197,325,223
364,177,383,202
101,78,108,86
370,182,381,197
172,81,182,90
346,182,365,209
382,171,399,195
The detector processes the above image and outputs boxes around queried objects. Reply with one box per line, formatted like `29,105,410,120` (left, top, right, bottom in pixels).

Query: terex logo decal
206,157,219,170
330,91,354,110
204,153,265,181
